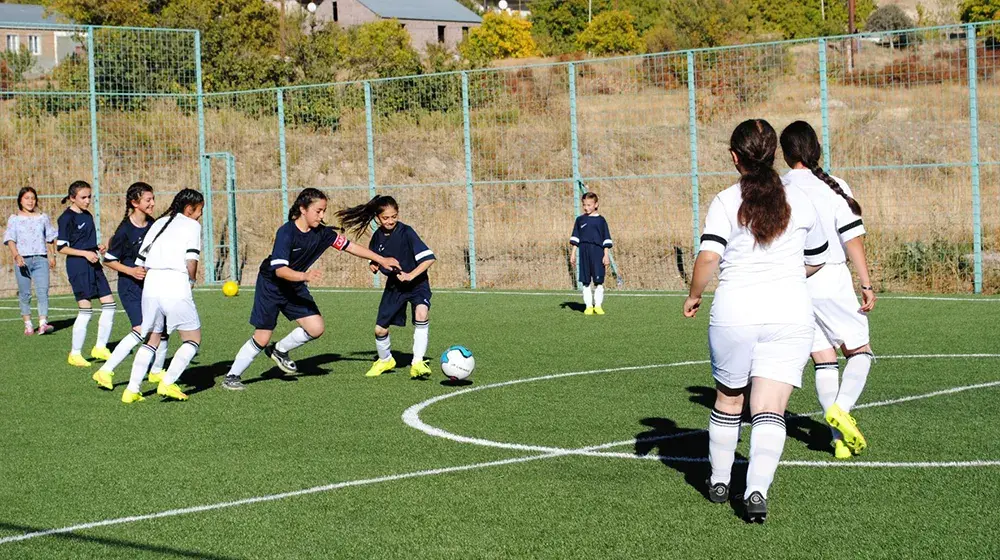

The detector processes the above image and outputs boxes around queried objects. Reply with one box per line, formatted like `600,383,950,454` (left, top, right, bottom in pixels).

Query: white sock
126,343,155,393
152,335,169,372
814,361,842,440
376,333,392,361
96,302,116,348
24,319,33,330
582,284,594,308
835,352,873,412
227,337,264,378
708,408,741,486
594,284,605,307
276,327,314,354
746,412,787,499
163,340,199,386
412,320,429,364
71,309,93,354
100,330,142,374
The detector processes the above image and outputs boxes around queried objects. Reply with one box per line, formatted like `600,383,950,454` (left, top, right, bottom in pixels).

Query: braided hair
60,180,91,205
731,119,789,247
115,182,154,236
140,188,204,259
335,195,399,239
780,120,862,216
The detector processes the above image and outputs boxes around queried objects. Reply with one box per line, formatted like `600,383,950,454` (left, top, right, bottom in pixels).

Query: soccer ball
440,345,475,381
222,281,239,297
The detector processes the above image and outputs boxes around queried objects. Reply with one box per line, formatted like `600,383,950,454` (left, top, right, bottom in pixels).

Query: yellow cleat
410,360,432,379
833,439,852,460
825,404,867,454
90,346,112,361
365,356,396,378
92,370,114,390
594,307,605,315
584,307,595,315
148,370,164,384
68,353,91,367
157,382,188,401
121,390,145,404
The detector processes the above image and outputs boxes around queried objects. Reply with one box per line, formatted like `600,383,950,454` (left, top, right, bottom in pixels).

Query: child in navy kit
92,182,169,390
336,195,436,379
56,180,116,367
221,189,400,391
569,192,613,315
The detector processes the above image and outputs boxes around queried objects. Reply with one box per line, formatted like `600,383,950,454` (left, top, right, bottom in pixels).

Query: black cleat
745,491,767,524
265,345,297,375
222,375,246,391
707,480,729,504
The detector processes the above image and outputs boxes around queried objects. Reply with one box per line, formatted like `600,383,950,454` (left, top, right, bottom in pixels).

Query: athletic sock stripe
102,303,117,308
141,344,156,352
751,412,786,428
815,362,839,370
250,338,264,351
414,321,429,327
376,335,389,341
182,341,200,350
710,415,742,427
130,331,143,342
849,351,876,360
79,309,93,314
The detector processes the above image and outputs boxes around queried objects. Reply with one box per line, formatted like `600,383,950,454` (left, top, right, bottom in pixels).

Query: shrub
841,45,999,88
866,5,917,48
460,12,539,66
576,10,643,55
342,20,422,80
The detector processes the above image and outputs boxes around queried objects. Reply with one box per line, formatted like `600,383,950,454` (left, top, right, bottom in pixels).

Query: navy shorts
376,281,432,328
249,274,321,331
67,257,112,301
118,276,144,326
577,244,606,285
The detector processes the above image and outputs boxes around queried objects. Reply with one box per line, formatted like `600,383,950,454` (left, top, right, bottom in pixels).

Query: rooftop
356,0,482,24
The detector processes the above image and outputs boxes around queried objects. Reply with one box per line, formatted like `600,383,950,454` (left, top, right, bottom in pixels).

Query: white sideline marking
0,306,127,313
0,315,75,323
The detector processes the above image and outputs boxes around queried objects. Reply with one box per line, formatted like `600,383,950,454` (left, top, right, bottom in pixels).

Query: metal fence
2,21,999,296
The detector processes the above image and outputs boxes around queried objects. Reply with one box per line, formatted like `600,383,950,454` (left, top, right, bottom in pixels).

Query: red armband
332,234,349,251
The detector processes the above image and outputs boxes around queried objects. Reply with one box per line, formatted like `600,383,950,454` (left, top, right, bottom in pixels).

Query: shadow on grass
47,317,75,334
0,521,238,559
558,301,587,313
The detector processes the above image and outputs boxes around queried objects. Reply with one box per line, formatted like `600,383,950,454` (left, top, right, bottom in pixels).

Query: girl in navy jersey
92,182,169,390
221,189,400,391
56,181,116,367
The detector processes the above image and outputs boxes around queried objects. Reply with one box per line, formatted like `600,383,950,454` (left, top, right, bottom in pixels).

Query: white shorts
709,323,814,389
140,293,200,336
808,264,870,353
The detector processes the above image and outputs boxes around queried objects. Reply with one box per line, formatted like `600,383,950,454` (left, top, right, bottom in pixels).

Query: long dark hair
779,120,862,216
116,182,154,235
61,180,91,205
289,188,328,222
731,119,789,247
141,188,204,258
335,195,399,238
16,186,38,211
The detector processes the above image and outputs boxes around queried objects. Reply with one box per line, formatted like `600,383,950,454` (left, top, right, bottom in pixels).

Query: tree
44,0,159,26
529,0,662,55
341,20,422,80
645,0,757,52
577,10,643,55
0,47,37,85
460,12,538,65
865,4,915,31
750,0,877,39
959,0,1000,22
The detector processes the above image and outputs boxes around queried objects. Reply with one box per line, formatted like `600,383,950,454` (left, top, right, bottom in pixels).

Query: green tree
529,0,662,55
0,47,37,84
460,12,538,65
645,0,757,52
341,20,422,80
44,0,159,26
959,0,1000,22
750,0,877,39
577,10,643,55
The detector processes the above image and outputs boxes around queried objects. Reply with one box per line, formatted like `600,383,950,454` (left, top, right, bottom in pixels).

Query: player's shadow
0,521,239,559
46,317,75,334
345,350,432,381
559,302,587,313
245,352,362,386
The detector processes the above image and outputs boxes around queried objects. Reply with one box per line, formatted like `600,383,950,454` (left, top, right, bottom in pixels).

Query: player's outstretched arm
345,243,399,271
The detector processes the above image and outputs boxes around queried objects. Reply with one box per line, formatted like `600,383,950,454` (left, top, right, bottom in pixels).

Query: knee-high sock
227,337,263,378
376,334,392,361
163,340,199,386
71,308,93,354
594,284,605,307
100,330,142,373
126,344,155,393
582,284,594,308
708,408,742,486
814,361,842,440
276,327,314,354
746,412,787,499
412,321,429,364
152,335,169,372
836,352,873,412
96,302,116,348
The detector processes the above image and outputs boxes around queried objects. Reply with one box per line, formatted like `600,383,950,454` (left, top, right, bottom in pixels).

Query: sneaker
24,324,34,336
265,344,297,375
92,370,114,390
745,491,767,524
222,376,246,391
409,360,432,379
90,346,112,361
584,307,595,315
68,353,91,367
148,370,164,384
594,307,605,315
157,382,188,401
121,390,145,404
36,323,53,335
825,404,867,454
833,439,852,460
365,356,396,377
707,480,729,504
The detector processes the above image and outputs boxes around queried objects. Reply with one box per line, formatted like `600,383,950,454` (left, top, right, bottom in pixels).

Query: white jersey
781,169,864,264
699,182,829,327
136,213,201,296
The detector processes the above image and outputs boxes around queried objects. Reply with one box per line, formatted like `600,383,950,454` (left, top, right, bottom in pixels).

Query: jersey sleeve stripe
804,241,829,256
569,236,580,244
56,239,68,246
186,249,201,255
837,219,864,234
700,233,727,247
270,259,289,267
103,252,118,262
414,249,434,261
602,239,613,247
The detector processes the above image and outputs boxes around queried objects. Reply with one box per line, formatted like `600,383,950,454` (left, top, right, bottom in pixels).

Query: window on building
332,2,338,22
462,26,469,39
437,25,446,43
28,35,40,55
6,34,19,52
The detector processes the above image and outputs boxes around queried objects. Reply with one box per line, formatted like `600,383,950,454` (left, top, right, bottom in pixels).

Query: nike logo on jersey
580,224,587,228
77,223,85,229
292,248,302,252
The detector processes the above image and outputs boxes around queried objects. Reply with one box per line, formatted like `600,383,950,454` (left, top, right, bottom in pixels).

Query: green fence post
195,30,211,282
568,63,581,288
277,88,289,220
227,154,239,283
967,24,983,294
86,26,102,241
461,72,477,289
687,51,700,254
818,38,832,169
364,81,379,288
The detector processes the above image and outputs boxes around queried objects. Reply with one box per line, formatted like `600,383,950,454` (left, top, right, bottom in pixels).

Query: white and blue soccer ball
440,345,475,381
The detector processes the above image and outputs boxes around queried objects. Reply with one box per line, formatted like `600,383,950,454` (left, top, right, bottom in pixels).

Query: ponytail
335,195,399,238
288,188,328,222
779,120,862,216
731,119,789,247
141,188,204,259
115,181,154,236
61,180,91,205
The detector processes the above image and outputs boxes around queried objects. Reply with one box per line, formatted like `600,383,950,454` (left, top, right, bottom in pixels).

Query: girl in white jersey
684,119,828,524
780,121,876,460
121,189,205,404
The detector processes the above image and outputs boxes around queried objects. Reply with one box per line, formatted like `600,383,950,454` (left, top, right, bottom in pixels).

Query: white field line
0,315,76,323
0,306,127,314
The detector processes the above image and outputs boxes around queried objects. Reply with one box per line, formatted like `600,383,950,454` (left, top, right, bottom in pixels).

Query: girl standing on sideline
4,187,57,335
92,182,170,391
121,189,204,403
684,119,828,523
569,192,613,315
337,195,436,380
221,188,399,391
56,181,116,367
780,121,876,459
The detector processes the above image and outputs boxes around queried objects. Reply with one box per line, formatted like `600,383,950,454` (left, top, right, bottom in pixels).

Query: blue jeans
16,255,50,317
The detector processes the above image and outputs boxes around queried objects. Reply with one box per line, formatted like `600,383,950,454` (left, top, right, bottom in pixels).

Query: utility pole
847,0,856,72
279,0,286,57
588,0,592,23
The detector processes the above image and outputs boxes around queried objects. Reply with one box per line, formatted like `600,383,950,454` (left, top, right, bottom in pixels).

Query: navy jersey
259,222,351,282
104,219,151,268
56,208,98,251
369,222,434,287
570,214,613,248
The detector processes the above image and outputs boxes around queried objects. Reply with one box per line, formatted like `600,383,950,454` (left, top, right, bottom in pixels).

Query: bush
959,0,1000,23
460,12,538,66
576,10,643,55
342,20,422,80
645,0,756,52
841,45,999,88
866,5,916,48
